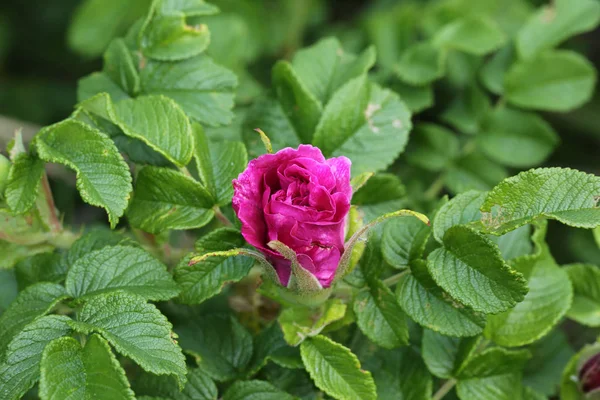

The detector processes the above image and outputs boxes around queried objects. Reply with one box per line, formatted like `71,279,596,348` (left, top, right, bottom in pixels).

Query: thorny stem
213,206,234,227
41,172,62,233
432,379,457,400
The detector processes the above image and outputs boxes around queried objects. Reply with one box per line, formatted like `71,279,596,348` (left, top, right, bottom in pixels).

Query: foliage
1,0,600,399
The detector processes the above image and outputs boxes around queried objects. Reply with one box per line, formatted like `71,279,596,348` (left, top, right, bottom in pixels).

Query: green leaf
127,166,215,233
68,291,187,388
104,38,140,95
396,42,446,85
478,106,559,168
132,367,218,400
441,83,490,135
62,228,138,271
445,153,508,195
65,245,179,301
159,0,219,16
34,119,132,228
192,125,247,205
405,123,460,172
354,280,409,349
39,335,135,400
505,50,596,112
141,14,210,61
421,329,480,379
517,0,600,59
223,380,295,400
278,299,347,346
176,314,252,382
0,283,67,358
290,37,376,104
433,16,506,55
5,153,44,214
272,61,323,143
396,260,486,337
248,323,302,374
491,225,534,261
565,263,600,326
78,72,131,103
0,315,72,400
390,80,434,114
479,45,515,95
80,93,195,167
524,329,574,396
352,173,406,222
300,335,377,400
484,247,572,347
15,252,66,290
455,348,531,400
175,228,253,304
480,167,600,235
0,269,18,313
140,54,238,127
315,82,412,175
382,216,431,269
433,190,486,243
427,225,528,314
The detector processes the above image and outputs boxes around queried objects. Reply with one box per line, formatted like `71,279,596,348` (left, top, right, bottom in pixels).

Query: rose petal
326,156,352,199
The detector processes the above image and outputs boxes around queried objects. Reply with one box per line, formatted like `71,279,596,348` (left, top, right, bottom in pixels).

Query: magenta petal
326,156,352,199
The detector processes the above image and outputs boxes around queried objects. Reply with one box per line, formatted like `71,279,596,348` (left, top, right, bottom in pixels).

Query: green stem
41,172,62,233
424,175,445,200
382,270,409,287
432,379,456,400
213,206,234,227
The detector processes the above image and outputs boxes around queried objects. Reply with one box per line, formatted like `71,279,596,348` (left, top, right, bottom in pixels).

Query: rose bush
232,145,351,288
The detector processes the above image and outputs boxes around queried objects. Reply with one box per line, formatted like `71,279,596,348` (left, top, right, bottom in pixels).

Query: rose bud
232,145,352,291
579,351,600,396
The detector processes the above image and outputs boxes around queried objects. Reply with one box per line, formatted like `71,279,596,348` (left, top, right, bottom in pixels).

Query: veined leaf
140,54,237,127
0,315,72,400
127,166,215,233
427,225,528,314
132,367,218,400
5,153,44,214
396,42,446,85
300,335,377,400
433,190,486,243
141,13,210,61
565,263,600,326
396,260,486,337
445,153,507,195
65,245,179,301
68,292,187,388
223,380,295,400
15,252,65,290
39,335,135,400
104,38,140,95
34,119,132,228
421,329,480,379
505,50,596,112
480,167,600,234
278,299,347,346
433,16,506,55
0,282,68,358
517,0,600,59
158,0,220,16
78,72,131,103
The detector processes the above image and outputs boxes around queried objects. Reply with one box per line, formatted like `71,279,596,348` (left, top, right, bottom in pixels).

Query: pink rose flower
580,352,600,395
233,145,351,288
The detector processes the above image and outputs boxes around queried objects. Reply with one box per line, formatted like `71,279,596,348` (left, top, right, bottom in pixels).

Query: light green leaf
390,80,434,113
193,124,247,205
396,260,486,337
427,225,528,314
491,225,534,261
484,247,573,347
39,335,135,400
0,315,72,400
34,119,132,228
478,106,559,168
141,14,210,61
421,329,480,379
127,166,215,233
175,228,253,304
517,0,600,59
78,72,131,103
565,263,600,326
223,380,295,400
326,83,412,175
433,190,486,243
5,153,44,214
104,38,140,95
272,61,322,143
445,153,508,195
0,283,68,358
176,314,252,382
68,292,187,388
480,45,515,95
300,335,377,400
354,280,409,349
290,37,376,104
505,50,596,112
405,123,460,172
480,167,600,234
382,216,431,269
159,0,219,16
396,42,446,85
433,16,506,55
140,55,237,127
278,299,346,346
65,245,179,301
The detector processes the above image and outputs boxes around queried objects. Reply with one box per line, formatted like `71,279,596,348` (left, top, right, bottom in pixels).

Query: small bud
580,351,600,396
